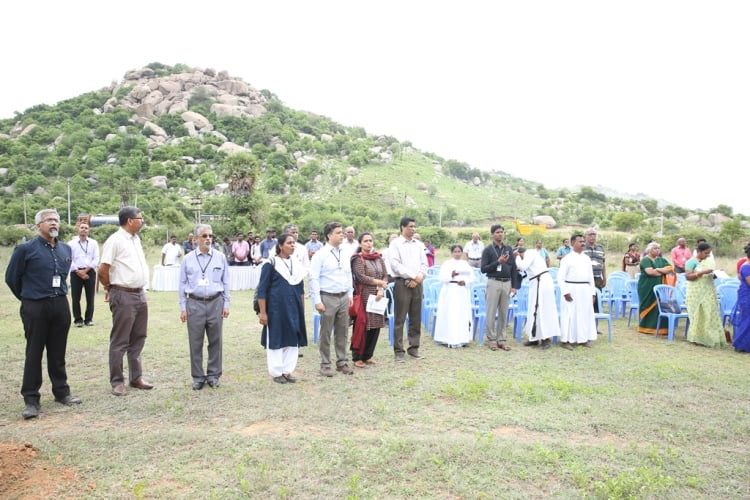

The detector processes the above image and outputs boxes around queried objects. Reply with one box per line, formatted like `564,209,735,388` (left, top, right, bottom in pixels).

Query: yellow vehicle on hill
515,219,547,235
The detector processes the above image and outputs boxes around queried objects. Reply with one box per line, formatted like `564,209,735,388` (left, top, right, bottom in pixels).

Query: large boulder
707,213,731,227
533,215,557,228
181,111,211,130
150,176,168,189
218,142,249,154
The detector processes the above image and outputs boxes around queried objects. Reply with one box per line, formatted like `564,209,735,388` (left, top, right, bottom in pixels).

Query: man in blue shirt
259,229,277,259
5,209,82,420
179,224,231,390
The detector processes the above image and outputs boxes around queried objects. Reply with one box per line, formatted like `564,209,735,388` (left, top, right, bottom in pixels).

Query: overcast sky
3,1,748,215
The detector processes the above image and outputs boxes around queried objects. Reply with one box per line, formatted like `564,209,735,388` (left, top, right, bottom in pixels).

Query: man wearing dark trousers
5,208,82,420
69,222,99,327
388,216,428,362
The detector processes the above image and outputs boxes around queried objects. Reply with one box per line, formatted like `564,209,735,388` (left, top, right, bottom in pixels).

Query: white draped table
151,265,260,291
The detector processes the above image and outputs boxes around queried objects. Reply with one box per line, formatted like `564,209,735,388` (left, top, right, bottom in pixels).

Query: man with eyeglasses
179,225,230,390
309,221,354,376
5,209,82,420
99,206,153,396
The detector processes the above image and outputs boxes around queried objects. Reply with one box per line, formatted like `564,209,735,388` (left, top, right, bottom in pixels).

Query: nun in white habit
434,245,475,347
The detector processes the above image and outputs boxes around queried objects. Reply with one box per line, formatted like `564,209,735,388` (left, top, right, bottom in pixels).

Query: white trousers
266,346,299,377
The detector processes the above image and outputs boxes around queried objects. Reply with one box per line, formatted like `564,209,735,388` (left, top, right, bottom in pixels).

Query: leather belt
491,277,511,282
468,257,481,261
110,284,143,293
320,291,347,297
188,293,221,301
565,280,589,284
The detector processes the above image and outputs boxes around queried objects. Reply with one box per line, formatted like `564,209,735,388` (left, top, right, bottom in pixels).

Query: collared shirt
100,227,149,289
340,239,358,261
293,241,310,269
178,248,230,310
5,236,72,300
388,236,428,280
465,240,484,260
309,244,353,304
305,239,323,255
671,246,692,269
232,240,250,262
70,237,100,271
583,243,606,278
558,251,596,297
161,241,182,266
556,245,571,259
480,242,522,289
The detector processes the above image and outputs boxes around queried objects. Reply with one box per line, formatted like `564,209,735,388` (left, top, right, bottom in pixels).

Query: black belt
565,280,589,284
491,277,511,282
110,284,143,293
468,257,481,261
320,291,347,297
188,293,221,301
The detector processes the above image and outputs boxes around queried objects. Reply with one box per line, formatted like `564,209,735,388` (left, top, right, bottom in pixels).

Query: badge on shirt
496,265,503,272
52,275,61,288
197,277,209,287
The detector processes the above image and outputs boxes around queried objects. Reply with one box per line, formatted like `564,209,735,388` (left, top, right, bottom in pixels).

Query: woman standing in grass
434,245,475,347
257,233,308,383
685,242,726,348
350,232,388,367
637,242,673,335
731,243,750,353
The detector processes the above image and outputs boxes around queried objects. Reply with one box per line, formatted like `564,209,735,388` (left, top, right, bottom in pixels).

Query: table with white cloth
151,265,261,291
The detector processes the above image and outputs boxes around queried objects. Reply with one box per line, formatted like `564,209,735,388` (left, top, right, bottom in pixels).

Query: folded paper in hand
366,294,388,315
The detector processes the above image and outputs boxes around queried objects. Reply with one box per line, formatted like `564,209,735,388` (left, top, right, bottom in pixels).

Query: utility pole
67,178,71,225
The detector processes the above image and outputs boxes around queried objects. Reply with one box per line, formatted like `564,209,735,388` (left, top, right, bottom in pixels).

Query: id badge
197,277,209,287
52,275,61,287
496,265,503,272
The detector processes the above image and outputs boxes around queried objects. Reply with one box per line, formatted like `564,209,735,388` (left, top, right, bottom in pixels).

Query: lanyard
195,251,214,278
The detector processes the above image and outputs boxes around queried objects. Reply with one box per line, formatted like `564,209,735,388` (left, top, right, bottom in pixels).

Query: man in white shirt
284,224,310,269
340,226,358,259
70,222,100,327
465,232,484,268
309,222,354,376
388,216,428,361
161,235,182,266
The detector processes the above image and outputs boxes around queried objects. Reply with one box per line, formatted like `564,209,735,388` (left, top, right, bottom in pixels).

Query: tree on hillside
612,212,643,232
719,217,745,245
225,152,260,196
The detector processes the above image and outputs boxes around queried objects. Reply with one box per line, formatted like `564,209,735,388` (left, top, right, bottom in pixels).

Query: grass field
0,250,748,499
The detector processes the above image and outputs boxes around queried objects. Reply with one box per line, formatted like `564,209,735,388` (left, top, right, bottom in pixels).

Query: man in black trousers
5,208,82,420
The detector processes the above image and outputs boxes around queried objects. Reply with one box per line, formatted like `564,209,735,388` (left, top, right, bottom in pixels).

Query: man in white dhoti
515,245,560,350
558,234,598,350
434,245,475,347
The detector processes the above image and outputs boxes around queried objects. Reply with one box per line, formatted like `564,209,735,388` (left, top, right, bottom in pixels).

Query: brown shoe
336,364,354,375
489,341,499,351
111,384,127,396
320,367,335,377
129,378,154,390
561,342,574,351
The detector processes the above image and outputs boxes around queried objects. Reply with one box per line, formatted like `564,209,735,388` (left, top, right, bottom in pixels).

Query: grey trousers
393,280,422,356
484,279,511,343
318,293,350,368
108,288,148,386
186,296,224,382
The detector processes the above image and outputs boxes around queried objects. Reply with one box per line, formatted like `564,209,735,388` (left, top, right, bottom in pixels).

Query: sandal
489,341,499,351
365,359,377,365
498,342,511,351
354,360,367,368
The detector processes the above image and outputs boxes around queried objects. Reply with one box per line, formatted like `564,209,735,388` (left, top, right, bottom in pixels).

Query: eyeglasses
199,234,214,238
42,218,60,224
130,217,144,221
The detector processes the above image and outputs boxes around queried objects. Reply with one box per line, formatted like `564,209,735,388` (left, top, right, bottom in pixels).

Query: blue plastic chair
594,288,613,342
512,284,530,342
470,283,487,345
627,279,640,327
605,275,630,319
653,284,690,342
717,282,739,328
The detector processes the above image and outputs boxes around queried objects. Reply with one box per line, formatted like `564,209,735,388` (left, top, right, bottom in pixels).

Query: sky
2,1,749,215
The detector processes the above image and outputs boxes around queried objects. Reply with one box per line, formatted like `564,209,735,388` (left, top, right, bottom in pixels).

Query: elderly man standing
340,226,358,259
388,216,428,361
558,234,597,350
670,237,692,273
310,222,354,376
582,228,606,313
179,224,230,390
6,209,82,419
69,221,100,328
465,232,484,268
480,224,521,351
99,206,153,396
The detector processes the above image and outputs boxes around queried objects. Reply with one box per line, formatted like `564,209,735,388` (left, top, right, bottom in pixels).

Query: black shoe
22,403,40,420
539,339,551,350
192,381,205,391
298,352,304,358
395,354,405,363
55,395,82,406
273,376,288,384
283,374,297,383
408,351,425,360
207,379,219,388
523,340,540,347
84,320,94,326
74,321,84,328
